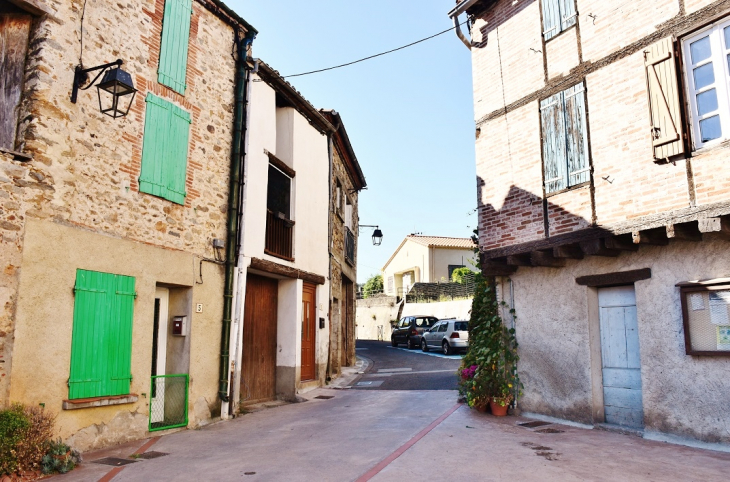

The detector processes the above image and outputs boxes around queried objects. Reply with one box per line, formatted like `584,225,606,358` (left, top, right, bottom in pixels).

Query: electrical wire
79,0,88,65
282,19,469,78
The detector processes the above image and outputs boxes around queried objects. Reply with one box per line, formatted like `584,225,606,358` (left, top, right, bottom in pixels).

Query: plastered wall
505,236,730,443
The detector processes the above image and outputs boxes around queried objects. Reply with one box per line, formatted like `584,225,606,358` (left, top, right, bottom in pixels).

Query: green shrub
362,274,383,298
0,405,31,475
0,404,57,476
451,267,473,284
459,274,521,408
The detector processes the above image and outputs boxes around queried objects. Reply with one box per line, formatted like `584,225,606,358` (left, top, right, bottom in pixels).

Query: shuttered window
540,83,589,194
139,93,191,205
681,20,730,151
542,0,576,41
158,0,192,95
646,37,686,158
69,270,136,399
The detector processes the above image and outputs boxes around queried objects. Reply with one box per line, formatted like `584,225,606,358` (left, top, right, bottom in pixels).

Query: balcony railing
345,226,355,265
265,209,294,261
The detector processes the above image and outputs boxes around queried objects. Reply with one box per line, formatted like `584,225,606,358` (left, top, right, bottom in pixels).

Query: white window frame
682,18,730,150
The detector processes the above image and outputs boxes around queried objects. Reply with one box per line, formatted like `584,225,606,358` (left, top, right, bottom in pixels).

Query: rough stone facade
327,118,362,376
0,0,253,450
465,0,730,443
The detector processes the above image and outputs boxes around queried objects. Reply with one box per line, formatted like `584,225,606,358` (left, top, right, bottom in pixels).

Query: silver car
421,319,469,355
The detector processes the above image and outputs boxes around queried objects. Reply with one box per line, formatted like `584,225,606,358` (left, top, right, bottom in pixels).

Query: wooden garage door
241,274,278,405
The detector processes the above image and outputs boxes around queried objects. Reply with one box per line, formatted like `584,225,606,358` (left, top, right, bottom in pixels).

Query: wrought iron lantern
71,59,137,118
360,225,383,246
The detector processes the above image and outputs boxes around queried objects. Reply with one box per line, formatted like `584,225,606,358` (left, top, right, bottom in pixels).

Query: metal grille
682,288,730,354
149,374,189,432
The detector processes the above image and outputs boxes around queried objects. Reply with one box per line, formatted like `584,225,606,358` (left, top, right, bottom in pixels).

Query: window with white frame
541,0,576,41
682,19,730,149
540,82,590,194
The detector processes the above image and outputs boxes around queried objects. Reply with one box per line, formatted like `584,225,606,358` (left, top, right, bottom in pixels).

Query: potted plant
458,274,521,416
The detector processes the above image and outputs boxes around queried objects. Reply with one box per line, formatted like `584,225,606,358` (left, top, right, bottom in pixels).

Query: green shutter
158,0,193,94
139,93,191,205
69,270,136,399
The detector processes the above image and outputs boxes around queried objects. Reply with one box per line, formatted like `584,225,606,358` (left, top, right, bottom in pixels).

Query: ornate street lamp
359,225,383,246
71,59,137,118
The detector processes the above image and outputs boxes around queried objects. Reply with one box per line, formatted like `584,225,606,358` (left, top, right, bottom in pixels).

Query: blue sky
231,0,476,283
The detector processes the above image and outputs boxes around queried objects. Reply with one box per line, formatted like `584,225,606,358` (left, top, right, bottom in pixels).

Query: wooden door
341,278,354,366
242,274,278,404
301,283,316,381
598,286,644,428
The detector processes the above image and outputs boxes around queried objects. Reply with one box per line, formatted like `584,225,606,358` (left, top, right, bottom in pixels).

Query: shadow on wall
476,177,599,254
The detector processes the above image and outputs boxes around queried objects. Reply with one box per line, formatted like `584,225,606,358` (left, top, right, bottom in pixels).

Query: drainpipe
219,29,256,405
447,0,480,50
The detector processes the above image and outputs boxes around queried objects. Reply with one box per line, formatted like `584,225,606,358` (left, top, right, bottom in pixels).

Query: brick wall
472,0,730,253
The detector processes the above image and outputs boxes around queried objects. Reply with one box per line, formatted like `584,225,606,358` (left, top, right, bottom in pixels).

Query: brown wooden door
241,274,278,405
301,283,317,381
342,278,354,367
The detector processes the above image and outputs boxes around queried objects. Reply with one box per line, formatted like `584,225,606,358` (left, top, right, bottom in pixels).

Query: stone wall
1,0,248,447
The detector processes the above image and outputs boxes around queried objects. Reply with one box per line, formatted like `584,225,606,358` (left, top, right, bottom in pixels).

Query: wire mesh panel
680,284,730,355
149,374,189,432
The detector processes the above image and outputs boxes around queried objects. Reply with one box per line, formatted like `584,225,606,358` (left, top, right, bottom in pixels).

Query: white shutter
564,83,590,185
541,93,567,193
542,0,561,40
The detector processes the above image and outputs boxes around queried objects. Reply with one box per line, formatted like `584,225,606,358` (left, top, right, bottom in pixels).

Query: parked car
391,315,439,349
421,319,469,355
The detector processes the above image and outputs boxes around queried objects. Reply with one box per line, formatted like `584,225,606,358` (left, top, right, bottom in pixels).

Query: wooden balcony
265,209,294,261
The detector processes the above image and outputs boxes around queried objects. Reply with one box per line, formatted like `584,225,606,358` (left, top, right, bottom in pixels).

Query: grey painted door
598,286,644,428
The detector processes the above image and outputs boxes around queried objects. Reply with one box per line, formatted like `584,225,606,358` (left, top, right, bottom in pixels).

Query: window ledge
0,147,33,162
545,181,590,198
62,394,138,410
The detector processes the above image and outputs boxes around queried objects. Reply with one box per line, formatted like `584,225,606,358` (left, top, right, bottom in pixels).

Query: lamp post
359,225,383,246
71,59,137,118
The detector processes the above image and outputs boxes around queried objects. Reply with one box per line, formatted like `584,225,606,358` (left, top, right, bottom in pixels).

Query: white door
598,286,643,428
151,287,169,423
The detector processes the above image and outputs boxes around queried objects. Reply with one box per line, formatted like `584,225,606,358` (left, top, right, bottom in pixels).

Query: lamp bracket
71,59,124,103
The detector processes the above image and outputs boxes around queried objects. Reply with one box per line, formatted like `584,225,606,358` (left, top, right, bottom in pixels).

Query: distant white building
381,235,477,296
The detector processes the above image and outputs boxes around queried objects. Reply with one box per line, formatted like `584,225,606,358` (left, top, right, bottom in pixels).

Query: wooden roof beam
604,234,639,251
531,250,566,268
553,244,584,259
698,216,730,239
666,222,702,241
579,238,621,257
632,227,668,246
506,254,532,267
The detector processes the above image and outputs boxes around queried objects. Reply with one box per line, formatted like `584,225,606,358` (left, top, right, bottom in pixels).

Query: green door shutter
139,93,191,205
158,0,193,95
69,270,135,399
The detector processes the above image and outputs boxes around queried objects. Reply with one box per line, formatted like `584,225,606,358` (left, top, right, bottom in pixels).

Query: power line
282,20,468,78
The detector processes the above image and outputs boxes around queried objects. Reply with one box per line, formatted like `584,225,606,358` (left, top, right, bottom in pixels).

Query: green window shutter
69,270,136,399
139,93,191,205
158,0,193,94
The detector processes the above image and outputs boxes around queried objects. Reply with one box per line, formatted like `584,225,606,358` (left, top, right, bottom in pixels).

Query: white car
421,319,469,355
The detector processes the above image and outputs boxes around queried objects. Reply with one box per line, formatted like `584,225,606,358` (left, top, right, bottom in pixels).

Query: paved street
352,339,462,391
56,347,730,481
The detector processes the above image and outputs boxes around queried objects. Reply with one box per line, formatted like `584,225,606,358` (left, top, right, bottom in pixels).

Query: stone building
450,0,730,445
0,0,256,450
321,109,366,375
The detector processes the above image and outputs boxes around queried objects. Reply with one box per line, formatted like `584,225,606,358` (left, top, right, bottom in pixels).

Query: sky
230,0,476,283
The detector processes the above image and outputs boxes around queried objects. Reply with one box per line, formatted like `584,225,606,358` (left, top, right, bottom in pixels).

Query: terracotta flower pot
489,398,509,416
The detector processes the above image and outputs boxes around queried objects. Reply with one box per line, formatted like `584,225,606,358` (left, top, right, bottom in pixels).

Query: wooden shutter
69,270,135,399
542,0,561,41
158,0,193,95
564,83,590,185
644,37,685,160
139,94,191,205
0,14,31,150
560,0,577,31
541,93,567,193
